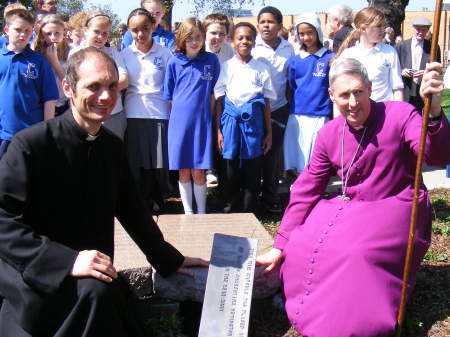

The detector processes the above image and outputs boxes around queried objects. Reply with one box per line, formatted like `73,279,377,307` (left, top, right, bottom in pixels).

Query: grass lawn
144,188,449,337
441,89,450,117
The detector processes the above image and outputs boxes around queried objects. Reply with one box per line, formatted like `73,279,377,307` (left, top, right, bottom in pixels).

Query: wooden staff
395,0,443,335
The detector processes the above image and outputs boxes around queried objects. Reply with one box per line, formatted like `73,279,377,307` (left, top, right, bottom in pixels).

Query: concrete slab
114,213,274,271
423,166,450,189
155,213,274,260
114,218,150,271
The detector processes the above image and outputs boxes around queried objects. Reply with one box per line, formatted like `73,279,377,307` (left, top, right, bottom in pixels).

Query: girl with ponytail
336,7,403,102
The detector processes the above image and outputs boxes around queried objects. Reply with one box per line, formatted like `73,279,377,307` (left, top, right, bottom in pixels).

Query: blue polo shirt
121,25,175,51
0,45,59,140
0,37,7,50
288,47,334,117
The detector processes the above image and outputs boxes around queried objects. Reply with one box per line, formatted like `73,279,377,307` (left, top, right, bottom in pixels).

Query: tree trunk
368,0,410,37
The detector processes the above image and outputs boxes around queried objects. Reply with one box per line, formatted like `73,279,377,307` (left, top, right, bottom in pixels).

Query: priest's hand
70,250,118,283
177,256,209,277
256,248,283,276
420,62,444,117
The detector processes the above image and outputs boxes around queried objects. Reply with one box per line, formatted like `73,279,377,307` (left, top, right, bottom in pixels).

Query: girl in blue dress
164,18,220,214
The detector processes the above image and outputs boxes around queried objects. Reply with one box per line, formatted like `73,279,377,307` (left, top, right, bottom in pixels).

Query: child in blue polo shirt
214,22,276,212
0,8,58,158
284,13,333,176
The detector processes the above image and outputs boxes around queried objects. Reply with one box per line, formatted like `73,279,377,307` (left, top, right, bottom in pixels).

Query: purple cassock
275,101,450,337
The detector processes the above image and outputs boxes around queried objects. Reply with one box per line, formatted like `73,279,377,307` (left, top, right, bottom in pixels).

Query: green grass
440,89,450,117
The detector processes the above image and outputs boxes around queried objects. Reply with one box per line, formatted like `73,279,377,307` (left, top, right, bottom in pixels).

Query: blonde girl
33,14,70,115
336,7,403,102
70,11,129,139
163,18,220,214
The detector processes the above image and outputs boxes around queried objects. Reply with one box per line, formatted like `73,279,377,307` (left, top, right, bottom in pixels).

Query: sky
86,0,437,25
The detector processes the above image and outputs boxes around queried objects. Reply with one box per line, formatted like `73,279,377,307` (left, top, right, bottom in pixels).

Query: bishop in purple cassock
258,57,450,337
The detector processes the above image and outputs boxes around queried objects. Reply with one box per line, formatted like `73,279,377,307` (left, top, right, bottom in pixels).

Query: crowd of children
0,1,408,215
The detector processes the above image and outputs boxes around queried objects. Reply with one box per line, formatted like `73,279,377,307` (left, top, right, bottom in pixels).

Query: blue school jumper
121,26,175,51
288,48,333,116
221,95,266,160
0,46,58,141
163,51,220,170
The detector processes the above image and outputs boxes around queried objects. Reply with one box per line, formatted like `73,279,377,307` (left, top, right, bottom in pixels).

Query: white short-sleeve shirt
252,36,295,111
214,56,276,107
206,42,235,65
340,42,404,102
69,43,128,115
121,41,172,119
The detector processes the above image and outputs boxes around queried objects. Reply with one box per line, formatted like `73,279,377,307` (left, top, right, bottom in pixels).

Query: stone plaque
198,233,257,337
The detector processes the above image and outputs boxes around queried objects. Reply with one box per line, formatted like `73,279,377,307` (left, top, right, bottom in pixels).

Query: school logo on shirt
313,62,326,77
153,56,163,70
252,72,264,88
201,65,213,81
22,62,38,80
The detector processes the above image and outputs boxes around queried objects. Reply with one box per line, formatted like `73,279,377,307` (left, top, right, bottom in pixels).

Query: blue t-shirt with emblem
0,46,59,140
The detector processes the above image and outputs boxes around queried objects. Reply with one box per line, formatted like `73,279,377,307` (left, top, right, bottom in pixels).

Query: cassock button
310,258,315,263
305,290,310,296
309,269,313,274
318,238,323,243
338,206,343,210
306,280,312,285
314,249,319,253
328,223,333,227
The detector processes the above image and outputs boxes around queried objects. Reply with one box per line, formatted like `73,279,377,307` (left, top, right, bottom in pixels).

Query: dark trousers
224,156,262,212
136,168,166,208
0,140,10,160
0,259,145,337
261,104,290,204
409,95,424,111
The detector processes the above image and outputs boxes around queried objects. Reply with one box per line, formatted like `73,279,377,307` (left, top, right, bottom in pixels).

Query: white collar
411,36,424,47
355,41,382,52
298,46,328,59
255,35,289,50
130,39,156,56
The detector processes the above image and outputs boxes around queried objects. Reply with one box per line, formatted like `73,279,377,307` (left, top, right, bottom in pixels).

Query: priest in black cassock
0,47,206,337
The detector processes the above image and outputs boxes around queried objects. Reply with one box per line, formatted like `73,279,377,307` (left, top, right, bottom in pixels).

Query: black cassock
0,112,184,336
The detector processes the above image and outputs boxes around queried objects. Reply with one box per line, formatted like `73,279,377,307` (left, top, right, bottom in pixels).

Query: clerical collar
86,133,99,142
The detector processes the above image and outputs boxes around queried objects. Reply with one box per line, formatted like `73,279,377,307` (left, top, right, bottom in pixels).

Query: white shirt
69,43,127,115
121,41,172,119
252,36,295,111
206,42,234,64
340,42,404,102
411,36,424,70
214,56,276,107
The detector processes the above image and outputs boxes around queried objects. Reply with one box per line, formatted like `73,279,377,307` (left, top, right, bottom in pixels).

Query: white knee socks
193,183,207,214
179,181,193,215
